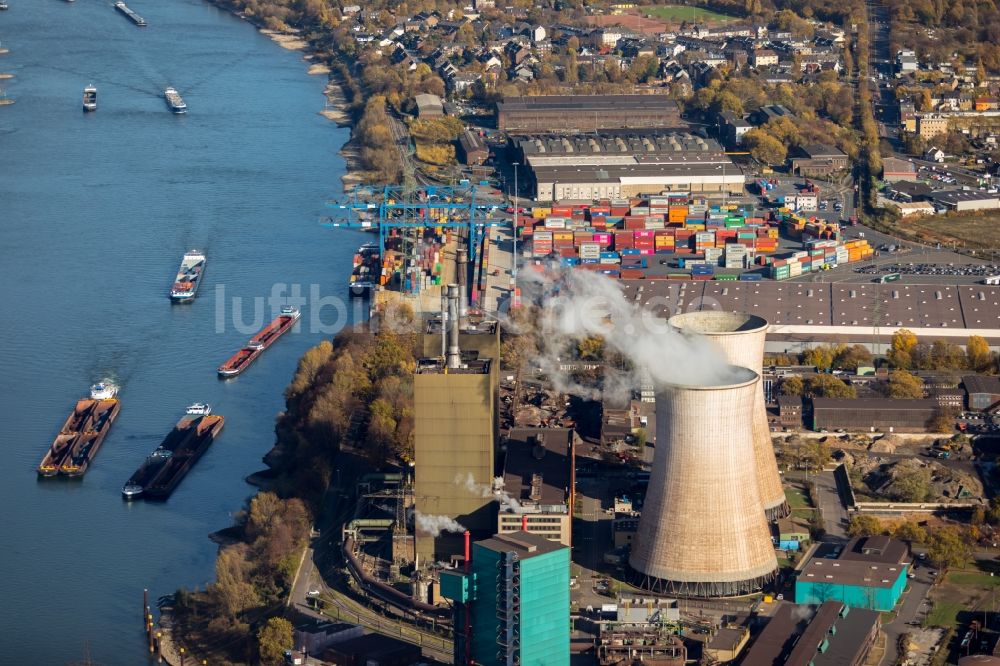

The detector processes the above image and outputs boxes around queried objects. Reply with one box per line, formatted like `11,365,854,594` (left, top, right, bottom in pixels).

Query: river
0,1,366,662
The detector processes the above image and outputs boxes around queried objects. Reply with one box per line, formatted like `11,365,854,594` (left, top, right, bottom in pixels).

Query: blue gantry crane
321,184,506,263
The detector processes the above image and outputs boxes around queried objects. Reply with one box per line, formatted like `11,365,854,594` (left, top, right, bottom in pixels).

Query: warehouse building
497,94,683,133
795,537,909,612
788,144,849,176
457,129,489,166
930,189,1000,212
414,93,444,117
963,375,1000,411
512,130,727,167
496,428,575,546
811,397,940,432
532,163,745,201
743,600,881,666
618,280,1000,347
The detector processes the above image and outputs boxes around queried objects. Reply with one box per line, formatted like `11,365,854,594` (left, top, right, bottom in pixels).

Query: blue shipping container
738,273,763,281
620,248,642,256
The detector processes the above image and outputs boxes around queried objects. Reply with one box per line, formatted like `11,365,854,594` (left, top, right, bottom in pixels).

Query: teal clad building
440,531,570,666
795,536,910,612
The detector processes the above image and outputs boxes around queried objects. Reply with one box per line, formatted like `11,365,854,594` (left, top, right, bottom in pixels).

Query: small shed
414,93,444,117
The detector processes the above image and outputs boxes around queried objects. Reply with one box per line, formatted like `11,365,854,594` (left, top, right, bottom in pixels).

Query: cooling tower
629,365,778,597
668,311,789,521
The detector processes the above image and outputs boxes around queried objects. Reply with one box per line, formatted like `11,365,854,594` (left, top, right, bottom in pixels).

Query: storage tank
629,365,778,597
668,311,789,521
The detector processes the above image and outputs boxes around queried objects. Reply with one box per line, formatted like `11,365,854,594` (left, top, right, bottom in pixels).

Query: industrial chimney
446,283,461,369
668,311,789,521
629,365,778,597
456,248,469,326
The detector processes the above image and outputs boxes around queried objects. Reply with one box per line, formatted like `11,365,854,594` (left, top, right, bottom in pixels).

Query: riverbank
213,5,365,189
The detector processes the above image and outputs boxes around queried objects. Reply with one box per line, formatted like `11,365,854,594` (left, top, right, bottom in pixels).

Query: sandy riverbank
259,28,308,51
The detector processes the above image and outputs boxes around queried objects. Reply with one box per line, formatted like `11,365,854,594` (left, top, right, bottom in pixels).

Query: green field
926,599,964,628
641,4,735,23
785,486,813,510
946,570,1000,588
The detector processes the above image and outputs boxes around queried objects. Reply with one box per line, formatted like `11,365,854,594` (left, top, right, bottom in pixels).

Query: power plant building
441,531,571,666
630,366,778,596
497,428,575,547
414,357,497,561
668,312,788,520
497,94,683,133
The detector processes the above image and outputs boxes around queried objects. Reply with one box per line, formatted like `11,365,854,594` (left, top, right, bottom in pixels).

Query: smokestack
521,515,528,531
463,530,471,573
440,292,448,360
446,284,461,369
629,365,778,597
668,311,789,520
457,248,469,325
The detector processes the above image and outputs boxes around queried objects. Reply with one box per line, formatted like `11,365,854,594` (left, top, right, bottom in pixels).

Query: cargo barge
349,243,379,298
164,87,186,114
170,250,205,302
218,306,299,377
113,1,146,26
122,406,224,500
38,383,120,478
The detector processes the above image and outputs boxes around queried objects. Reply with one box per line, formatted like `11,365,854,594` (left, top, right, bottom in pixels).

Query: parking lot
853,260,1000,280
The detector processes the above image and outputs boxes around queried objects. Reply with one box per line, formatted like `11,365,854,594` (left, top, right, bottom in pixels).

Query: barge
164,87,186,114
38,383,120,477
349,242,380,298
123,405,224,500
218,306,299,377
170,250,205,302
82,85,97,112
113,1,146,26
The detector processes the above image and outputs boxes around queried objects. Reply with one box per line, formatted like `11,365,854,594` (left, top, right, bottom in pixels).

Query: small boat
89,382,117,400
82,85,97,112
186,403,211,416
0,4,9,11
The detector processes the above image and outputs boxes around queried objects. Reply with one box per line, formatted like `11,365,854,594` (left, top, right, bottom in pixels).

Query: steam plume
415,512,466,537
455,472,522,512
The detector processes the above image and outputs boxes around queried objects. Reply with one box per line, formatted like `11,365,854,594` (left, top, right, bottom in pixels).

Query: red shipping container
620,269,645,279
558,247,576,257
614,231,634,249
634,230,655,239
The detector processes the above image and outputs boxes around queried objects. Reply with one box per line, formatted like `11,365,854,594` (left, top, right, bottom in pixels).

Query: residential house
751,49,779,68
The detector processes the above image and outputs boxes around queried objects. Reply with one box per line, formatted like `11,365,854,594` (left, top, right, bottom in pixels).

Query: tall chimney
463,530,471,573
521,515,528,531
446,284,461,369
440,292,448,360
457,248,469,325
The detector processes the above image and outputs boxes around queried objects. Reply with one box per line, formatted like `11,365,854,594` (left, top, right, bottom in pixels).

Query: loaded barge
122,405,224,500
82,85,97,112
113,1,146,26
170,250,205,302
349,242,380,298
218,306,300,377
38,383,120,478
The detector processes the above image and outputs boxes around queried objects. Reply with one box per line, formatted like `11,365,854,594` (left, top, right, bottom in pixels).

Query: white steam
455,473,522,512
518,265,739,394
415,512,466,537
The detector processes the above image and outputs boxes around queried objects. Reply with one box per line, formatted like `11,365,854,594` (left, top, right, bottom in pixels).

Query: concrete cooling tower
629,365,778,596
668,311,789,521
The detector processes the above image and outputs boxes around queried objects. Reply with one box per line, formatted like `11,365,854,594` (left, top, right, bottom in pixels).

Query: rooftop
475,530,567,559
963,374,1000,395
501,428,573,510
499,94,680,112
530,162,741,183
799,144,847,159
414,357,492,374
811,398,939,412
744,601,881,666
931,189,1000,205
514,131,721,157
838,536,909,565
798,558,904,589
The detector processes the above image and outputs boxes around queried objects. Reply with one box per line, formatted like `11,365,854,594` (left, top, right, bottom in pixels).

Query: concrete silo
629,365,778,596
668,311,789,521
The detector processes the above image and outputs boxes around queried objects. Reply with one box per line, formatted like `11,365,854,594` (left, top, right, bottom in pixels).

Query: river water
0,1,365,662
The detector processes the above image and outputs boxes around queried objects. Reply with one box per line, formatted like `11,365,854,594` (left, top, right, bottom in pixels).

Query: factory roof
707,627,747,652
963,374,1000,395
530,162,742,183
499,94,679,112
424,319,499,336
798,558,904,589
475,530,566,558
745,601,881,666
800,144,847,159
931,189,1000,206
839,536,909,565
501,428,573,510
514,131,721,157
617,281,1000,340
811,398,939,412
414,357,492,374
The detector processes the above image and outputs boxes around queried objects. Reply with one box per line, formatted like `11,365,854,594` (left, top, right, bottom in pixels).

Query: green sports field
640,5,736,23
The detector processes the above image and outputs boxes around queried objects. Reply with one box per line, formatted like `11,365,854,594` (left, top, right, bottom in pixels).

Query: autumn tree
888,328,918,369
577,335,605,361
887,370,924,399
928,407,959,433
743,129,787,165
892,520,927,544
926,526,973,570
782,375,805,396
848,514,885,538
804,344,839,370
257,617,294,666
807,374,857,398
967,335,993,373
834,344,873,371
